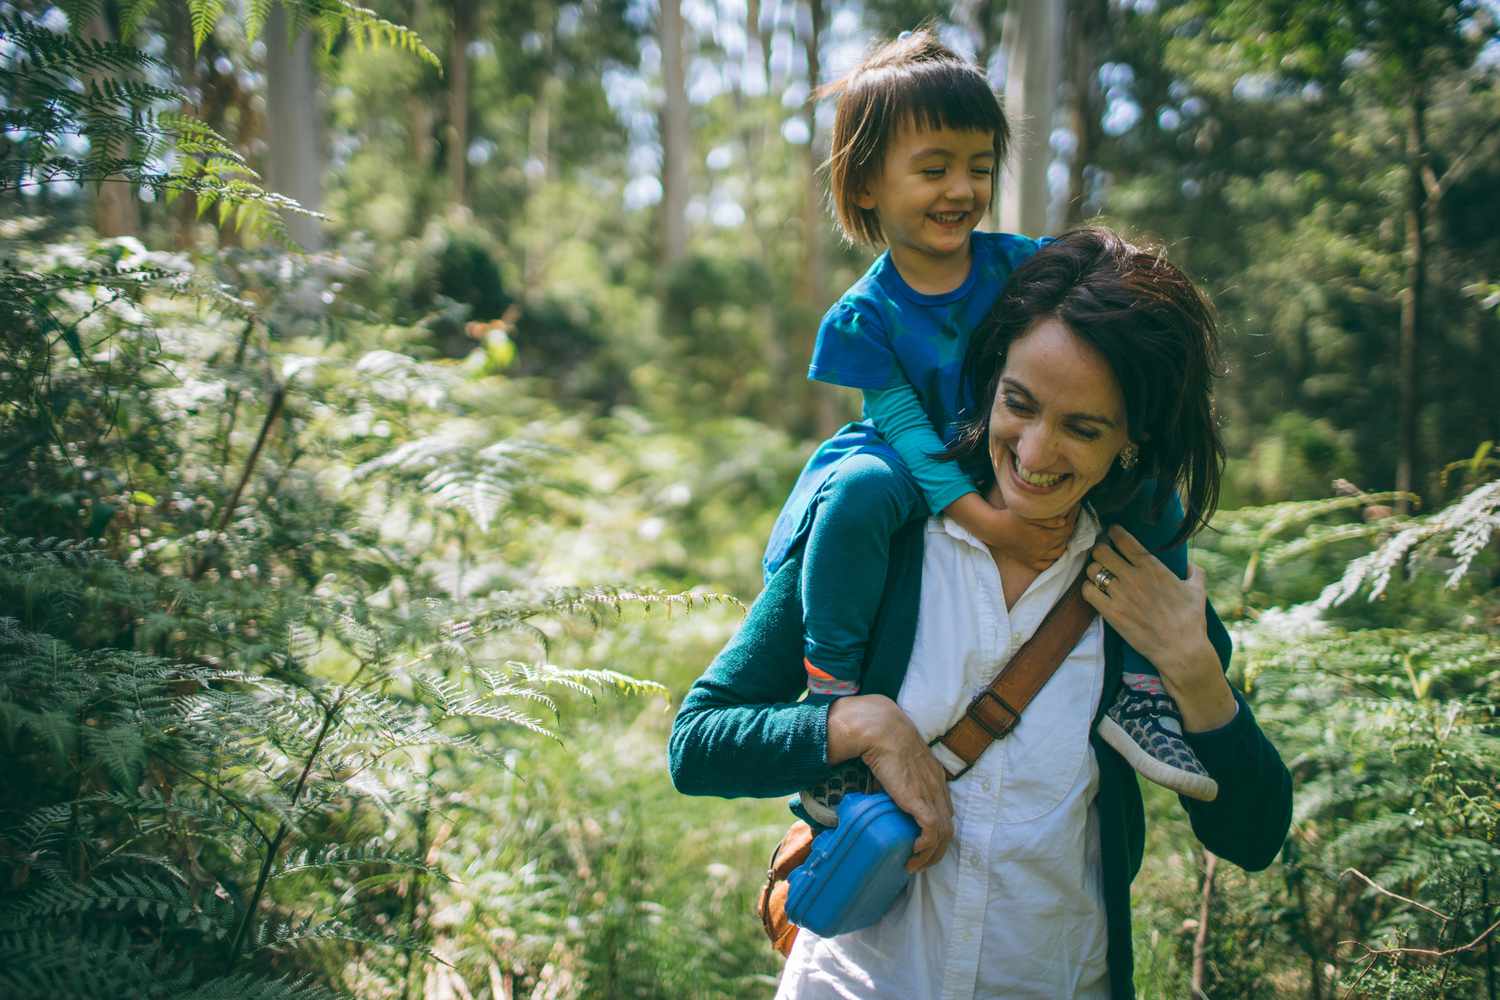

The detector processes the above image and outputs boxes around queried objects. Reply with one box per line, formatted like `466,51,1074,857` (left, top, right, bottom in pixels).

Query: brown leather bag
754,573,1095,957
757,820,815,957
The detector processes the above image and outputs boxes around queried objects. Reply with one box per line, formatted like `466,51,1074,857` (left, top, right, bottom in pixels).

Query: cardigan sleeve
667,554,837,798
1179,603,1294,872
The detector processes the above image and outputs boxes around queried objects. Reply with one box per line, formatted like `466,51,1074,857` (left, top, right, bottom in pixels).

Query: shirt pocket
994,618,1105,824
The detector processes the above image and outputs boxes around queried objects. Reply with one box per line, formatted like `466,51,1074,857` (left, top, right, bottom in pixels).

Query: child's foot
798,761,880,828
1098,673,1218,802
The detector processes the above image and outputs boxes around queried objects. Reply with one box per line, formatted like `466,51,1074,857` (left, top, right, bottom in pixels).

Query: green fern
187,0,225,50
1321,478,1500,605
267,842,447,882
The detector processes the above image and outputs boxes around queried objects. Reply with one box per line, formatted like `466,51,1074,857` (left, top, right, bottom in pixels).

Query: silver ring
1093,567,1115,595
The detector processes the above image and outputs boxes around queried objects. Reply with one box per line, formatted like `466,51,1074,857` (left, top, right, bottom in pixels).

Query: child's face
856,123,995,268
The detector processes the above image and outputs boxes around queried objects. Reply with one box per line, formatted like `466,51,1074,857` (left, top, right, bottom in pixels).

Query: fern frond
54,0,106,33
1320,478,1500,605
244,0,276,41
299,0,441,69
253,916,448,962
117,0,158,40
415,672,557,739
0,924,192,999
84,789,270,848
0,870,221,926
83,722,148,786
188,0,226,51
267,841,448,881
518,661,669,700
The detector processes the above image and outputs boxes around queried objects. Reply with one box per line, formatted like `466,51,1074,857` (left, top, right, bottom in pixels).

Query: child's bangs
885,63,1005,144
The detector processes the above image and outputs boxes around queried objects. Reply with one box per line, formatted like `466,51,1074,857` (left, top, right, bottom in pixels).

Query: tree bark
264,4,324,250
740,0,786,417
966,0,1002,230
798,0,838,436
1396,90,1428,511
1063,0,1106,226
83,14,141,237
658,0,690,267
446,0,476,209
999,0,1063,236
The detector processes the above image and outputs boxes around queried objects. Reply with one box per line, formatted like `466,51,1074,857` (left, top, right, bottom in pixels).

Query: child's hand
984,507,1074,570
946,493,1074,570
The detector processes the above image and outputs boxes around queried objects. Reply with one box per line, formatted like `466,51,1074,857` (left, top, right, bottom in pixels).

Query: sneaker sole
1098,717,1219,802
798,793,839,828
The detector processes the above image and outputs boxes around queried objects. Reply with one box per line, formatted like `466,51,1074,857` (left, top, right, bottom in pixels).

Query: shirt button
980,777,992,792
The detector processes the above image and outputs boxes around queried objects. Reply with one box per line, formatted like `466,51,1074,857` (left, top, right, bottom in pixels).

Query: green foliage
0,229,716,996
1166,474,1500,998
1,12,306,243
1099,0,1500,501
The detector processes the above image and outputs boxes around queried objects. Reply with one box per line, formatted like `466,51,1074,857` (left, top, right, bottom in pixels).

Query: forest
1,0,1498,997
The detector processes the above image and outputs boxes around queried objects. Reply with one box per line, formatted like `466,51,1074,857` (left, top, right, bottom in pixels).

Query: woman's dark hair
946,227,1226,546
818,27,1009,246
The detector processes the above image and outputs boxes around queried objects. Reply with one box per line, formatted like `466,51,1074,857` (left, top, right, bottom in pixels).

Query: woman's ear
855,187,877,210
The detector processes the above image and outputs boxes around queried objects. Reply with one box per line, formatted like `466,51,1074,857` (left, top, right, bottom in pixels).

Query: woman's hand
1082,525,1238,732
826,695,954,873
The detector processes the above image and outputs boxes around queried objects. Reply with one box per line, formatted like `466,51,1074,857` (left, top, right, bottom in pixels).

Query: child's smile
855,123,996,294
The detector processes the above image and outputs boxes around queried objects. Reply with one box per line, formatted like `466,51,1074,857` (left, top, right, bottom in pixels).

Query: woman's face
987,316,1132,522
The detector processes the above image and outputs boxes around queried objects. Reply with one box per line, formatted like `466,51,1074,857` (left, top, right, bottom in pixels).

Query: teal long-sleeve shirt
863,383,977,515
668,520,1293,999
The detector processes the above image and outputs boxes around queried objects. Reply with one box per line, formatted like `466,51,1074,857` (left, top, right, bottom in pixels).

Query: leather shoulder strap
935,571,1097,777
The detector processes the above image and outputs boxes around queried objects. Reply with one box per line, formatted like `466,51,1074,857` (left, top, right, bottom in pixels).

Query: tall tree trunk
999,0,1063,236
1396,90,1428,511
446,0,475,209
740,0,786,420
1063,0,1105,226
798,0,838,436
83,14,141,237
658,0,690,268
966,0,1002,230
970,0,1000,71
264,4,324,250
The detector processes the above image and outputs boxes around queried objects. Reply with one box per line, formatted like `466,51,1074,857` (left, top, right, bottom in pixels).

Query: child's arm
863,384,1069,570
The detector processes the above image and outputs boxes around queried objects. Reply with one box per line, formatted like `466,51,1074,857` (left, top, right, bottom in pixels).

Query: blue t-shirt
763,231,1043,580
808,231,1043,441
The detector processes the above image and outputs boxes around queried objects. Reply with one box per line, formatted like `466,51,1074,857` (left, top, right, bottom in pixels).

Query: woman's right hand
826,695,954,873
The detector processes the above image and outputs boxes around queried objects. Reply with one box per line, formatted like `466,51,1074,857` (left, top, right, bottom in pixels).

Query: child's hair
819,27,1009,246
944,227,1226,546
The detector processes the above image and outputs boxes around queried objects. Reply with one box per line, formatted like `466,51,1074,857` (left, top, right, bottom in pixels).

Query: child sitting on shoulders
761,28,1218,824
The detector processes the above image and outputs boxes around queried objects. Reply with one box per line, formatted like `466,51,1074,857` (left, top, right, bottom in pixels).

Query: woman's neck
983,490,1083,610
988,547,1040,611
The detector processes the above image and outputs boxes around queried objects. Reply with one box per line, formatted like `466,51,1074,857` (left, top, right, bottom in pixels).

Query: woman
668,229,1292,999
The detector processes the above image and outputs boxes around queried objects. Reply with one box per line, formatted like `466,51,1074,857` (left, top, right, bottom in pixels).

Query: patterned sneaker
1098,673,1218,802
798,761,881,828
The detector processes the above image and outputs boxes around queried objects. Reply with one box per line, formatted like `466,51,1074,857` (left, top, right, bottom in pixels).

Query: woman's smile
1005,451,1068,491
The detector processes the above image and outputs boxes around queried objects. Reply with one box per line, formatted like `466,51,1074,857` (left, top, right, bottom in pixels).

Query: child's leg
1100,487,1218,801
799,452,924,703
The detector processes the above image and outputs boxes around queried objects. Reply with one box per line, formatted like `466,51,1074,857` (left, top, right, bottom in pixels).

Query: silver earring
1118,443,1140,470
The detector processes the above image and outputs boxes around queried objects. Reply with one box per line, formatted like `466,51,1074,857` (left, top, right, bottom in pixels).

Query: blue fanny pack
784,791,921,937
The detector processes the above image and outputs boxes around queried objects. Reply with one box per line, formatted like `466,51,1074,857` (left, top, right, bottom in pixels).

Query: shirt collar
936,503,1101,556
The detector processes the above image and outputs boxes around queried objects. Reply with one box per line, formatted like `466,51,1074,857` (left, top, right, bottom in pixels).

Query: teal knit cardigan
668,520,1293,999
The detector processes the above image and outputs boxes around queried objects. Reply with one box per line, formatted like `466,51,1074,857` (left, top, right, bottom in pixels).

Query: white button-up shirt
777,511,1110,1000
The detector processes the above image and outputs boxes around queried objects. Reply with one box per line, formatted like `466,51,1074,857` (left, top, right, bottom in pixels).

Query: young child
762,29,1218,824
